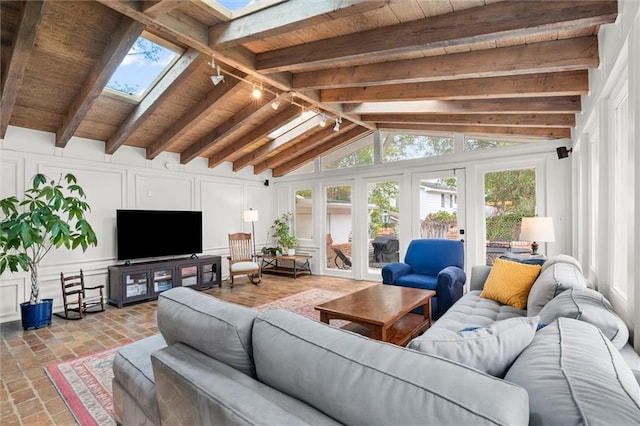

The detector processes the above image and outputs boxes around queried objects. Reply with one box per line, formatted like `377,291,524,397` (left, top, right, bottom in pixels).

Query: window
294,189,312,239
382,132,454,162
367,180,400,270
323,132,374,170
105,34,181,100
484,168,536,265
440,194,445,208
326,185,352,271
464,138,521,151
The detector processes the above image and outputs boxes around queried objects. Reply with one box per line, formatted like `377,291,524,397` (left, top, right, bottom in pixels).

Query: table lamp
243,208,259,256
520,217,555,255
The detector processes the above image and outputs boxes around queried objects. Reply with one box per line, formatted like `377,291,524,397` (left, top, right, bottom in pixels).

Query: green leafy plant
0,173,98,304
270,212,298,250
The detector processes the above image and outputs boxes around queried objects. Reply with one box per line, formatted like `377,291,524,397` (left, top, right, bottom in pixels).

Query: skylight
211,0,285,18
105,35,180,100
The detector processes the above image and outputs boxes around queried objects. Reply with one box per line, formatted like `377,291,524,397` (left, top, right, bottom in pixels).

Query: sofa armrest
469,265,492,291
381,262,412,284
435,266,467,318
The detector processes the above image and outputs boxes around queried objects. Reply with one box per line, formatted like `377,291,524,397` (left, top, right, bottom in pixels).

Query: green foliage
270,212,298,249
426,211,457,223
383,133,454,162
0,173,98,304
486,213,526,241
326,185,351,202
368,181,399,236
324,145,373,170
484,169,536,215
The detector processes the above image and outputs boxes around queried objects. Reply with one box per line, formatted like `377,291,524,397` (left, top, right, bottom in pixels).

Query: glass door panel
152,268,174,294
417,175,460,240
326,185,352,271
201,262,218,287
124,271,149,299
179,265,198,287
367,180,400,271
483,168,536,265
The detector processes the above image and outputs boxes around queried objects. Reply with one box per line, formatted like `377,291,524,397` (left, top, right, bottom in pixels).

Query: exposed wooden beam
256,1,617,73
252,124,346,174
343,97,582,114
146,78,244,159
0,1,46,139
209,0,386,49
94,0,375,131
272,126,371,177
56,16,144,148
208,104,301,169
142,0,189,18
210,104,301,171
377,123,571,139
362,113,576,128
321,71,589,103
293,36,599,90
106,49,202,155
180,93,276,165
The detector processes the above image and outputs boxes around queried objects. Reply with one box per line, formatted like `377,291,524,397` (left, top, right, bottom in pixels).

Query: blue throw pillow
499,255,546,266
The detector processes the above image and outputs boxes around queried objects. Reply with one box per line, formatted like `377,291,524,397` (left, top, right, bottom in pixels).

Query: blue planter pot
20,299,53,330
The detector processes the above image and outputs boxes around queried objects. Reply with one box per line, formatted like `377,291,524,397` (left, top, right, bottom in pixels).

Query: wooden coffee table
314,284,435,347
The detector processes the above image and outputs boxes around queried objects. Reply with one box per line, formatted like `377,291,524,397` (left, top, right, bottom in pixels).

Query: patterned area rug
45,347,118,425
44,288,346,425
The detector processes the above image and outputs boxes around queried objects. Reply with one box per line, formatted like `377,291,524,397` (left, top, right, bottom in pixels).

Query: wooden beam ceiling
378,123,571,139
293,36,599,90
256,1,617,72
106,49,203,155
0,1,46,139
56,16,144,148
363,113,576,128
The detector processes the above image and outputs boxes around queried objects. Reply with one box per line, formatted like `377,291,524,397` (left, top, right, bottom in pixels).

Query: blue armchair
382,239,466,319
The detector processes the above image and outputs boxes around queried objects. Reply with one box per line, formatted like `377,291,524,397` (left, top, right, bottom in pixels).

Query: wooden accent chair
55,269,105,320
227,232,261,288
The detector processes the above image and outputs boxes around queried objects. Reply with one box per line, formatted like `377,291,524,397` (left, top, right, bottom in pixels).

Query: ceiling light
271,94,280,110
211,65,224,86
319,113,327,127
333,116,342,132
252,83,262,99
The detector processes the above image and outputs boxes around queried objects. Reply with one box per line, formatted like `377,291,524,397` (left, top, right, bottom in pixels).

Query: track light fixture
319,113,328,127
251,83,262,99
300,106,313,119
208,56,225,86
271,94,280,110
333,116,342,132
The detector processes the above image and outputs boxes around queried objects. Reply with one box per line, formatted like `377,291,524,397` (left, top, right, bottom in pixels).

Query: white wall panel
1,156,22,199
200,180,244,251
134,173,193,210
246,183,275,248
0,278,25,321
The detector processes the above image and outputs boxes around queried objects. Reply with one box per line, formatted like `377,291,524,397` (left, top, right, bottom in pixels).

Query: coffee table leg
423,300,432,328
320,312,329,324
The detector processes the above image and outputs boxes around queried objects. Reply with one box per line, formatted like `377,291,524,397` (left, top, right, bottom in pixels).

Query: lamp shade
520,217,555,242
243,209,259,223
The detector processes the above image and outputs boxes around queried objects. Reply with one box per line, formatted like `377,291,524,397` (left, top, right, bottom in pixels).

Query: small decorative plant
0,173,98,305
270,212,298,252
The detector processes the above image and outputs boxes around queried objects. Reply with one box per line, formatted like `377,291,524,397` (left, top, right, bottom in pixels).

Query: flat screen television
116,210,203,261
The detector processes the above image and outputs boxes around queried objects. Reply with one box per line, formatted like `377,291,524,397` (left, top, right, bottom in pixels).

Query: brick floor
0,274,377,424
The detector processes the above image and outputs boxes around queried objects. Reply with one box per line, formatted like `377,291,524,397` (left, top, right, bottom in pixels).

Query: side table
261,254,312,278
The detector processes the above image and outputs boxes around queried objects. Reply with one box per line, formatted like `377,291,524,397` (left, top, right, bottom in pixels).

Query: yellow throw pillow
480,258,542,310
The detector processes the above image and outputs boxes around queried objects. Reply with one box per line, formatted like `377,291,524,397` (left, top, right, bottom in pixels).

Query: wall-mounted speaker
264,179,269,187
556,146,573,159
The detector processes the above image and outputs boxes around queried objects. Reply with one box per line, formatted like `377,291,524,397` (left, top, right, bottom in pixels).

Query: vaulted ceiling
0,0,618,176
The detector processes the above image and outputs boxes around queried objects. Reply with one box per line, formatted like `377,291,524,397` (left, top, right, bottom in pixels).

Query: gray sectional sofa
112,255,640,425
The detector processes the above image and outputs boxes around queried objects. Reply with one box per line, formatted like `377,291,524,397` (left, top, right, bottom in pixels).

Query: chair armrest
381,263,411,284
469,265,492,291
435,266,467,319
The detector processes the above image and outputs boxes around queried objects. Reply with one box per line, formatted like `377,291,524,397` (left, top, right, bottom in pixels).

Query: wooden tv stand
108,255,221,308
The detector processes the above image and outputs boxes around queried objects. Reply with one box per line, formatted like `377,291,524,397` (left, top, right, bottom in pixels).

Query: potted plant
0,173,98,329
270,212,299,256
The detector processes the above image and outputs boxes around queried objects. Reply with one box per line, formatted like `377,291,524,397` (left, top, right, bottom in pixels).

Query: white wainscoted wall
0,126,276,323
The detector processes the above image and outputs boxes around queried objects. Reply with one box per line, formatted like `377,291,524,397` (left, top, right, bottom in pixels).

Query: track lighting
319,113,328,127
271,94,280,110
209,56,224,86
252,83,262,99
333,116,342,132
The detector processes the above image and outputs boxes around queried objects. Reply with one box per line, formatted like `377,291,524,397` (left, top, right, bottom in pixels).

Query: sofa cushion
538,288,629,349
395,273,437,290
504,318,640,426
527,255,588,316
430,290,526,334
112,334,166,425
252,309,529,426
152,343,340,426
480,258,541,309
157,287,257,377
408,316,539,378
